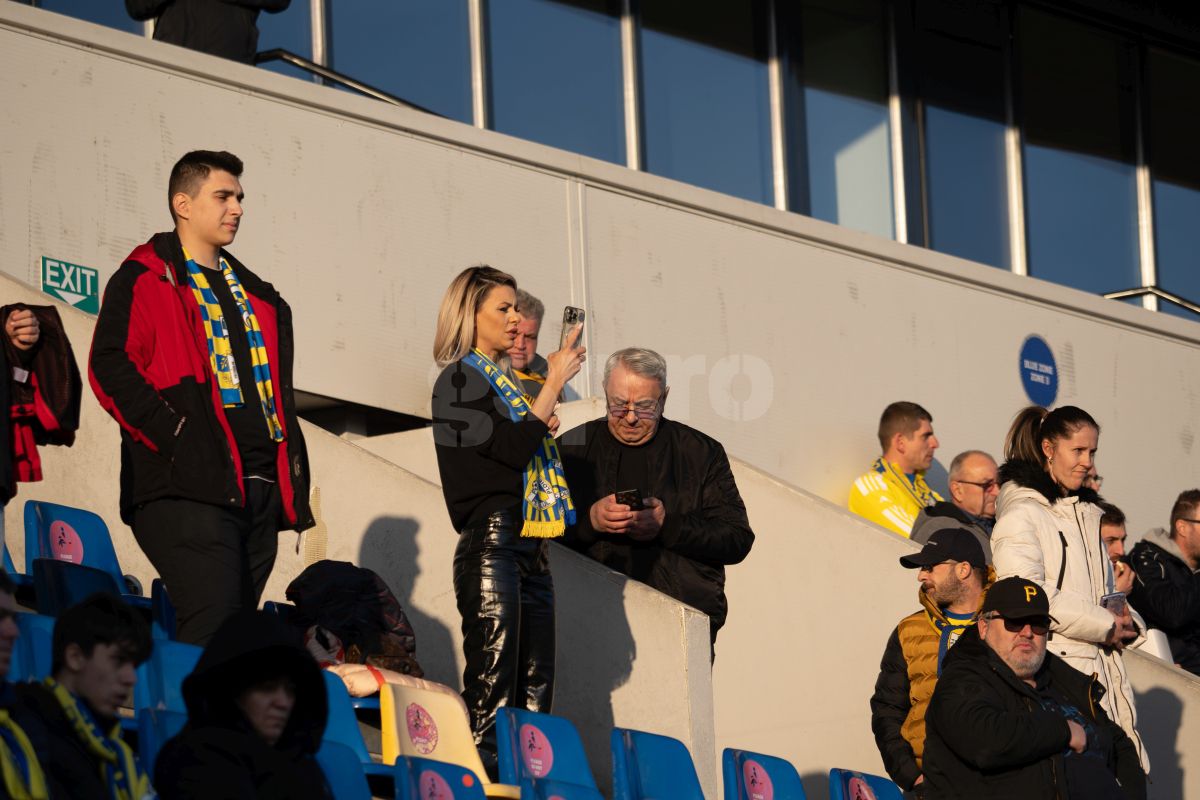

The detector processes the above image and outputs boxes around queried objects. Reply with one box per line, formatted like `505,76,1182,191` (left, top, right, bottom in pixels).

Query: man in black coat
924,577,1145,800
558,347,754,650
1128,489,1200,675
125,0,291,64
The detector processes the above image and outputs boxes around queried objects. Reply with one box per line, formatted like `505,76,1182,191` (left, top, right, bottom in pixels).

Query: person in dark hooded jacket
153,610,332,800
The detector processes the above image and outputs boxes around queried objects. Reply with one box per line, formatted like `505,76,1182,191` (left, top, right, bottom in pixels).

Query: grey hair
515,288,545,326
948,450,996,482
604,347,667,388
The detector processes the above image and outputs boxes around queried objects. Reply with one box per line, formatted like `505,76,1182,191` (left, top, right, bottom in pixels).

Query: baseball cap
899,528,988,570
981,576,1053,620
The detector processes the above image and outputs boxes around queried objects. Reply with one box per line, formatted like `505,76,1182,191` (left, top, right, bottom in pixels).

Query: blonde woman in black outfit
431,266,584,771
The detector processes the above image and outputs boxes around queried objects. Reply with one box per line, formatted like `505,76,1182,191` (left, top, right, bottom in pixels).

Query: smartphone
615,488,644,511
560,306,585,350
1101,591,1127,616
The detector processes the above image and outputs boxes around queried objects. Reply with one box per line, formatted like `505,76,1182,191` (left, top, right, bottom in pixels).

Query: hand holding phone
615,488,644,511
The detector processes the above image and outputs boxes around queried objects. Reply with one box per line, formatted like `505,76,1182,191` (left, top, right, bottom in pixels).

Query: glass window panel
257,2,312,81
35,0,143,35
487,0,624,164
1148,49,1200,309
329,0,472,123
914,2,1009,268
1018,9,1139,295
781,0,893,239
638,0,772,204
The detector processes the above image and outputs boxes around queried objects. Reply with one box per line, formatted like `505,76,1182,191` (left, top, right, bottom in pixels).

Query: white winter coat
992,461,1150,773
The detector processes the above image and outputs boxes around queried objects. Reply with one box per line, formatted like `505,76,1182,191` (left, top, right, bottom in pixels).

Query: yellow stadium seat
380,681,521,800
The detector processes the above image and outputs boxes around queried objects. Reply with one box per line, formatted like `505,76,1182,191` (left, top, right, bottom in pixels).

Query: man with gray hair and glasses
558,347,754,650
911,450,999,562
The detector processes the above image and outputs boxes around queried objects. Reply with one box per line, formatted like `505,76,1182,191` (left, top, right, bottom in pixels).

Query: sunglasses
985,613,1050,636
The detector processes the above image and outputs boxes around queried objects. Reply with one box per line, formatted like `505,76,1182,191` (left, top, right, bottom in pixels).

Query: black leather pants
453,510,556,758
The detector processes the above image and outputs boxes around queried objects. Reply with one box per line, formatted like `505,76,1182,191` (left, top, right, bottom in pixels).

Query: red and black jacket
89,231,313,531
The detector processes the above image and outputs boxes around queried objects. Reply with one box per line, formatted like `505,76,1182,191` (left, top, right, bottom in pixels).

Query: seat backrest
379,681,487,780
151,579,176,641
827,768,904,800
321,670,373,764
316,740,371,800
24,500,123,587
495,707,598,790
133,639,202,713
394,755,487,800
610,727,705,800
137,707,187,776
12,613,54,682
31,558,124,617
722,748,808,800
3,543,17,576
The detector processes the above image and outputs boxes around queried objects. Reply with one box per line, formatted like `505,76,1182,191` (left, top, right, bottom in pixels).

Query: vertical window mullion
621,0,642,171
1004,5,1028,277
768,0,788,210
1133,45,1159,310
469,0,489,128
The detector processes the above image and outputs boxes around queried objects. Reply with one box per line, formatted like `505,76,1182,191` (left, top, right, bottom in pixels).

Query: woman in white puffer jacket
992,405,1149,774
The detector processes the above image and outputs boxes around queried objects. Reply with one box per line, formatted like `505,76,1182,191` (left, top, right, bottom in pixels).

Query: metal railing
254,49,440,116
1103,286,1200,316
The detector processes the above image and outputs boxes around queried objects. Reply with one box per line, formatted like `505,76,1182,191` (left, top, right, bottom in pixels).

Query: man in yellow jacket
850,401,942,536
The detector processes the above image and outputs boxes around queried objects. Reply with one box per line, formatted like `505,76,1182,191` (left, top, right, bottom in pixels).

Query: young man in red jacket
90,150,312,646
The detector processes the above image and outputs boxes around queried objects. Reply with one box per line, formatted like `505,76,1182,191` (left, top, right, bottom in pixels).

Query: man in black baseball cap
871,529,992,795
923,577,1146,800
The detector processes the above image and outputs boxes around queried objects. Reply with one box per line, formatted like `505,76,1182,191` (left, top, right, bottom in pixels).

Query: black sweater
432,359,549,531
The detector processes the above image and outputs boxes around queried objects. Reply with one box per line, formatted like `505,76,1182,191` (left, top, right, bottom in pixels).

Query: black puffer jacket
125,0,291,63
924,626,1145,800
154,611,332,800
559,417,754,644
1128,527,1200,675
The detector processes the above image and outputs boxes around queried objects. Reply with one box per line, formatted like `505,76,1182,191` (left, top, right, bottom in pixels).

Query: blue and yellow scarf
42,678,148,800
183,250,284,442
0,707,47,800
465,349,575,537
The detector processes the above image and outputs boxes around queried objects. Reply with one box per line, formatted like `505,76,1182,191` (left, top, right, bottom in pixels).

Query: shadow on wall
925,458,949,502
550,546,636,796
358,516,458,689
801,770,829,800
1136,686,1182,800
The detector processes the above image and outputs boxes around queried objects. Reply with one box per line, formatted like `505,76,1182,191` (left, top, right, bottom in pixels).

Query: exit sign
42,257,99,314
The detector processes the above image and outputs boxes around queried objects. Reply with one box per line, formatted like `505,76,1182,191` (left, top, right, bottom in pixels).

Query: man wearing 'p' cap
923,577,1145,799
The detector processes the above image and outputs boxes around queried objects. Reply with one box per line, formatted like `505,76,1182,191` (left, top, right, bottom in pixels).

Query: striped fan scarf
41,678,148,800
182,250,284,442
464,349,575,537
0,708,47,800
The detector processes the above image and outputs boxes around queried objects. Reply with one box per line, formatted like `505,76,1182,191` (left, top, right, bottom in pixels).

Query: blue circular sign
1019,336,1058,407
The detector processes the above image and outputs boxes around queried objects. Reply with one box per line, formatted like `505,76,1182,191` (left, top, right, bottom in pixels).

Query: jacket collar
1141,527,1197,572
149,231,281,306
997,458,1102,508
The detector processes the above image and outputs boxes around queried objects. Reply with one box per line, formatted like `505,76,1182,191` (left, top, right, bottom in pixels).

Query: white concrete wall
4,3,1200,547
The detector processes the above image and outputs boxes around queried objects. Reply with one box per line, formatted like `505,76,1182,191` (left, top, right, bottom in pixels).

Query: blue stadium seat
393,756,487,800
24,501,149,609
10,613,54,682
610,727,705,800
133,638,201,713
262,600,295,622
137,707,186,776
317,740,372,800
827,768,903,800
3,544,31,591
723,748,807,800
151,579,176,641
322,670,391,779
496,707,600,797
31,558,124,616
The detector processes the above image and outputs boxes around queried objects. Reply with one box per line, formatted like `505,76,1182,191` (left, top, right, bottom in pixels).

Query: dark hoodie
153,611,332,800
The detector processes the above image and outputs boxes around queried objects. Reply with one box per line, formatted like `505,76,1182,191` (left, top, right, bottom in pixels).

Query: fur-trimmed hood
996,458,1103,511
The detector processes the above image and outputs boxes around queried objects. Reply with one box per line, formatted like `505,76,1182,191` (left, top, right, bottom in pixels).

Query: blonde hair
433,266,517,366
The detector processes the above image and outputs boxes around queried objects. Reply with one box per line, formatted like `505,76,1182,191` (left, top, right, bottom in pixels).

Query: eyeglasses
606,400,661,420
1180,518,1200,525
954,479,999,492
918,559,956,572
985,613,1050,636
